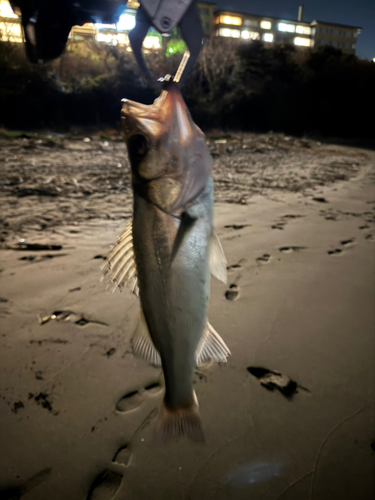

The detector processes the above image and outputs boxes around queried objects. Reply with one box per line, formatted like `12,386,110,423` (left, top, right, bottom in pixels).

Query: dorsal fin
101,222,139,296
195,322,231,366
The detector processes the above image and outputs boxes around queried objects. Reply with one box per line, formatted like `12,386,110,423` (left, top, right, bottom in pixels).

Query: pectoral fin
170,211,197,264
195,322,231,366
101,222,139,296
209,232,227,283
132,310,162,367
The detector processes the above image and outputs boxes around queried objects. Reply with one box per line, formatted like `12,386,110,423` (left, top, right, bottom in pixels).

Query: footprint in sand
38,310,108,327
224,224,250,230
227,258,246,272
225,284,239,301
282,214,305,220
279,246,307,253
86,470,123,500
340,238,355,246
0,468,52,500
359,225,370,230
272,214,305,230
227,263,242,271
365,233,374,241
116,382,163,413
328,238,355,255
112,444,132,467
312,197,328,203
328,248,342,255
256,253,271,263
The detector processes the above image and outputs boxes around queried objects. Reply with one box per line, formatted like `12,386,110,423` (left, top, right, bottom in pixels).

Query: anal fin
195,322,230,366
132,310,162,367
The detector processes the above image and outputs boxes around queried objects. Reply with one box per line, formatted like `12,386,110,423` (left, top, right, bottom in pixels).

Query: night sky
215,0,374,60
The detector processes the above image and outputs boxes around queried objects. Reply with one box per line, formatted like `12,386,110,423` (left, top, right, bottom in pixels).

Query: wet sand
0,133,374,499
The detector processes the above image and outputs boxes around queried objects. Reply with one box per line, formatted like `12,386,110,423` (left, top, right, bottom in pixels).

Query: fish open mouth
121,81,195,146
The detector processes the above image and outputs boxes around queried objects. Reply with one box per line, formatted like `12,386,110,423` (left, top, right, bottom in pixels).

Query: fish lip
121,84,191,140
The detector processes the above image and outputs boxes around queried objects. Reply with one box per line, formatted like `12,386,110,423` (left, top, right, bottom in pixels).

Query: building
214,10,312,47
310,21,361,53
197,2,216,38
0,0,22,43
0,1,362,56
213,6,362,55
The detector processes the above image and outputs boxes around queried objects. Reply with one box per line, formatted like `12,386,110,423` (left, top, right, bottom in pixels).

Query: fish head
121,81,212,214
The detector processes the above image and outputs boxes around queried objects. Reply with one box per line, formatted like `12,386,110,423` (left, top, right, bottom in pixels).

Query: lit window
0,21,22,42
263,33,273,42
296,25,311,35
218,15,242,26
294,37,310,46
0,1,17,18
117,13,136,31
96,32,117,44
143,36,161,49
117,33,128,45
278,23,295,33
260,20,271,30
126,1,140,8
95,32,128,45
241,30,260,40
218,27,240,38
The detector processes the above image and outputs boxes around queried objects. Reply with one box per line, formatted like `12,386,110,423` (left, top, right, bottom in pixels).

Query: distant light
263,33,273,42
372,57,375,63
241,30,259,40
117,13,136,31
278,23,295,33
96,32,117,45
143,36,160,49
294,37,310,46
116,33,127,45
0,0,17,18
260,20,272,30
219,15,242,26
126,1,140,8
296,25,311,35
219,27,240,38
0,21,22,42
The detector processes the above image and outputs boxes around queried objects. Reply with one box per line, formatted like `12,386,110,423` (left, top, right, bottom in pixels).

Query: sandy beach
0,132,374,500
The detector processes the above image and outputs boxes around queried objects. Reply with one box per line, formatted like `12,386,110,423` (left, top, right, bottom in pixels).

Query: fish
102,80,230,442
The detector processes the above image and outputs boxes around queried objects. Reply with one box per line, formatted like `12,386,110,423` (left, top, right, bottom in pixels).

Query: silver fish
102,81,230,442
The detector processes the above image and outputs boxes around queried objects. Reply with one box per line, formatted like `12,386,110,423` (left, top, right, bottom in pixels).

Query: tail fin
154,395,205,443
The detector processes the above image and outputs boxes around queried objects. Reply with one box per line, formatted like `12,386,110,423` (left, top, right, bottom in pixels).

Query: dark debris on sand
0,132,368,242
247,366,303,398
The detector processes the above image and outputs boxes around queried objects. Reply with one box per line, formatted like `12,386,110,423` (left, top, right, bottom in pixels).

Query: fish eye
128,134,148,162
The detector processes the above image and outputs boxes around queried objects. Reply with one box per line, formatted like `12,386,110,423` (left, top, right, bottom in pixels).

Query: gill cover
122,81,212,214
